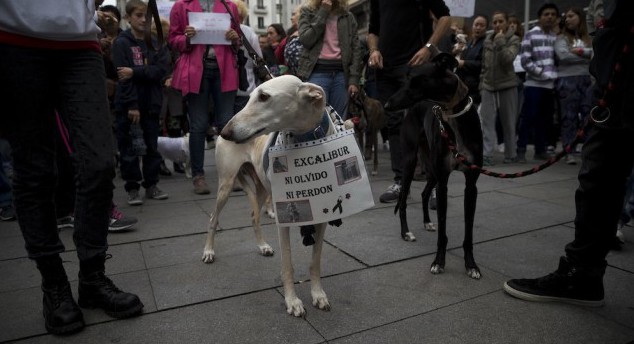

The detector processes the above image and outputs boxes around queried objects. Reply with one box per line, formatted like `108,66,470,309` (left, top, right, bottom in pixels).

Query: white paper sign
269,130,375,226
446,0,476,18
188,12,231,45
157,1,174,20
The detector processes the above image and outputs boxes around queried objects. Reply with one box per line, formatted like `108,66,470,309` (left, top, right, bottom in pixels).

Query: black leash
432,105,587,179
218,0,273,81
144,0,164,51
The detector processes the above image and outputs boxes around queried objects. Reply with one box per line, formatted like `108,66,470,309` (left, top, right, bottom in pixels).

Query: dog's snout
220,127,233,141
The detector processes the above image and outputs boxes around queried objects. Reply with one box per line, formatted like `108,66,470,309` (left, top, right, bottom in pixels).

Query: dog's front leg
310,223,330,311
431,179,449,274
279,226,305,317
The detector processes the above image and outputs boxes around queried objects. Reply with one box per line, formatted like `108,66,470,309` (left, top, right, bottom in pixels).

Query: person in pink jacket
169,0,240,194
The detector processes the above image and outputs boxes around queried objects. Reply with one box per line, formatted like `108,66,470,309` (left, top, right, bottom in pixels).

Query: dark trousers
517,86,554,155
566,124,634,267
0,44,115,261
115,111,162,192
376,64,410,183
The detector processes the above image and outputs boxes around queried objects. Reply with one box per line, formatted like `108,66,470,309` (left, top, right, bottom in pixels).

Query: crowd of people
0,0,633,336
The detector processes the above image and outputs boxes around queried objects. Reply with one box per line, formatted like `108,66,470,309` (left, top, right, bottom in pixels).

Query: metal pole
524,0,530,33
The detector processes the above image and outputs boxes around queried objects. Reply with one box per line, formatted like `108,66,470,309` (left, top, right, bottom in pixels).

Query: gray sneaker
379,183,401,203
146,185,168,200
127,189,144,206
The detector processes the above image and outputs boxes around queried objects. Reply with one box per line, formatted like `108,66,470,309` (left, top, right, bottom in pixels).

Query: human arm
112,38,139,117
519,31,543,77
495,32,520,66
408,14,452,66
347,15,362,96
298,5,329,49
168,2,193,53
554,36,591,65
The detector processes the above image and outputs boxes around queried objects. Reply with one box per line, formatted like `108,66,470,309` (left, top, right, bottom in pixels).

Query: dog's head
221,75,326,143
384,53,468,112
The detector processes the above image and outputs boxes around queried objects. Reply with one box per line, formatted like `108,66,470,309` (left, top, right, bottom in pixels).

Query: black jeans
375,64,410,183
115,111,162,192
0,44,115,261
566,124,634,267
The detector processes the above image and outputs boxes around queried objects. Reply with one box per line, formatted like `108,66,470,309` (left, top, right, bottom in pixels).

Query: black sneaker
56,215,74,229
146,185,168,200
503,256,605,307
379,183,401,203
109,205,137,232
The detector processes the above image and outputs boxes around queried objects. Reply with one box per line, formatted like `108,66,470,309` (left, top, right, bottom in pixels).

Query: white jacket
0,1,100,41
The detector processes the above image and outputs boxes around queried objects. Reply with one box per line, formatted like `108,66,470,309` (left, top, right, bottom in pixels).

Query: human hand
96,10,118,30
184,26,197,39
226,29,239,43
408,46,432,66
368,50,383,69
348,85,359,98
128,109,141,124
117,67,133,81
320,0,332,12
494,29,505,40
164,77,172,87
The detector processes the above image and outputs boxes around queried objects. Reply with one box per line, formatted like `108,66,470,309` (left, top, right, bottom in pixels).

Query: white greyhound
211,75,332,317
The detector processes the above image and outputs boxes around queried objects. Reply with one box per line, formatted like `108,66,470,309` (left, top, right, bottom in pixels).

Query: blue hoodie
113,29,169,115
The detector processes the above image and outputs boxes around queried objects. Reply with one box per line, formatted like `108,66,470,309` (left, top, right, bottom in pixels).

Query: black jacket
113,30,169,115
369,0,450,68
457,36,484,104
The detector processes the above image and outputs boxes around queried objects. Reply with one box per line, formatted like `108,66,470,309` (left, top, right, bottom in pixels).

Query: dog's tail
236,162,267,200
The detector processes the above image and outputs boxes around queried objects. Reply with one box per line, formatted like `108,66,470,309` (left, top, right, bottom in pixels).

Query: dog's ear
432,52,459,71
298,82,325,106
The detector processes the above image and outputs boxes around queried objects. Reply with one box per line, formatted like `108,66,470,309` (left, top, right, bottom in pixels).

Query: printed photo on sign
276,200,313,224
334,157,361,185
272,156,288,173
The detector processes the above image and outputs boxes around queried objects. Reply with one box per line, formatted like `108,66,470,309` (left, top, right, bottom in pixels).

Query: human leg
208,67,237,133
498,87,518,161
479,89,498,161
186,67,213,194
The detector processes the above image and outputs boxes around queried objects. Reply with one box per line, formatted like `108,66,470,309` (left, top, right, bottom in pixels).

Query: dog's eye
258,93,270,102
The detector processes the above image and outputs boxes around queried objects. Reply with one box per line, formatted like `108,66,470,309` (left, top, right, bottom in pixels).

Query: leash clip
589,106,611,123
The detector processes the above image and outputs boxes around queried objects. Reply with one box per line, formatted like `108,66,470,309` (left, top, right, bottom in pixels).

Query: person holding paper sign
168,0,241,195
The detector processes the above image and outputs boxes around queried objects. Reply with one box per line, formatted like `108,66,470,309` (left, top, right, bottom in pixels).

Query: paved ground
1,145,633,344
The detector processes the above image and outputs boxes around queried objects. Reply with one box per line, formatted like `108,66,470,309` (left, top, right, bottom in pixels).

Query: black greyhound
384,53,483,279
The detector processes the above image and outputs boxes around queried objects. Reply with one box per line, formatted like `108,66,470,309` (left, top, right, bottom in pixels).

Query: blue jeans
308,71,347,118
517,86,555,155
187,65,236,177
0,44,114,260
116,111,162,192
556,75,592,147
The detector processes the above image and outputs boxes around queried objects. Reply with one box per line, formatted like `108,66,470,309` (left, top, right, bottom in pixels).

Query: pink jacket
169,0,239,96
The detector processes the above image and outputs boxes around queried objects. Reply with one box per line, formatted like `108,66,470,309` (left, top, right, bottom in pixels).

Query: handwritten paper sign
188,12,231,45
446,0,476,18
156,1,174,20
268,130,375,226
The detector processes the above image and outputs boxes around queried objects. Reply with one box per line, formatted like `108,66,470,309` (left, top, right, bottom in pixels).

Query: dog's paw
312,291,331,311
201,250,215,264
424,222,436,231
265,209,276,219
402,232,416,242
466,268,481,280
430,264,444,274
258,243,274,256
285,297,306,317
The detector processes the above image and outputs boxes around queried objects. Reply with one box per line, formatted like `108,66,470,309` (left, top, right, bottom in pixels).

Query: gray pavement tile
0,270,154,343
147,227,365,309
607,239,634,272
0,233,29,260
328,292,634,344
284,255,507,341
13,290,324,344
0,219,20,239
0,243,145,292
454,225,634,329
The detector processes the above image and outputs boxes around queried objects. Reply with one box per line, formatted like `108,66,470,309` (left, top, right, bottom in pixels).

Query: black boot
36,255,85,334
504,256,605,307
78,254,144,318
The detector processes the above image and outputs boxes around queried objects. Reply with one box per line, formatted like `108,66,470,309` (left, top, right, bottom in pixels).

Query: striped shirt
520,26,557,89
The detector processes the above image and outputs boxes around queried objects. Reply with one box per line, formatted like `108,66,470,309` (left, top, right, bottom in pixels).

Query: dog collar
445,96,473,119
